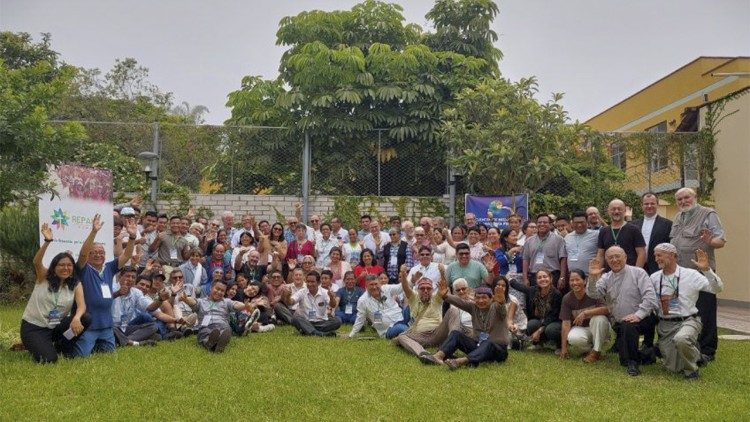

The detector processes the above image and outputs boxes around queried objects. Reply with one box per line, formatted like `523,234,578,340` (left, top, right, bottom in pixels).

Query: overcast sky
2,0,749,124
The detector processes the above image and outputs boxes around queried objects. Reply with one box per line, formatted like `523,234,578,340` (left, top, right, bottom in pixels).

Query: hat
120,206,136,216
654,243,678,255
475,287,493,297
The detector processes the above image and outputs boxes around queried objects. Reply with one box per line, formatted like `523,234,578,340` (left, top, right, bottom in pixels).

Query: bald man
596,199,646,271
670,187,726,363
587,246,659,376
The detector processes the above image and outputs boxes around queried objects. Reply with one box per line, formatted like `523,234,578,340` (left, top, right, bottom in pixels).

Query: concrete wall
703,92,750,306
157,194,450,224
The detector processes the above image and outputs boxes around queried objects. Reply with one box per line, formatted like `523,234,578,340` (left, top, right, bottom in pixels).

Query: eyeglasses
419,253,431,257
455,287,467,292
389,233,398,236
418,287,432,291
273,228,282,231
311,219,320,223
457,252,470,256
271,275,282,278
415,233,424,236
171,275,184,280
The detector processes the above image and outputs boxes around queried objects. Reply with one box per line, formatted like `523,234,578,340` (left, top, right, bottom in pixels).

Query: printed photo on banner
38,164,114,266
465,194,529,229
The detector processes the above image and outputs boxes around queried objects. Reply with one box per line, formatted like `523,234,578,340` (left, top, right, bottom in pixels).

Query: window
611,142,626,171
647,122,669,172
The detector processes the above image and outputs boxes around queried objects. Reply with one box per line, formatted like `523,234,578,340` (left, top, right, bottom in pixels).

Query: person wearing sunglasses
407,246,440,289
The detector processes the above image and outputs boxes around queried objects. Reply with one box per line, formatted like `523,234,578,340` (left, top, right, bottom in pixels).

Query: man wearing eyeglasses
407,246,440,289
650,243,723,380
445,243,493,289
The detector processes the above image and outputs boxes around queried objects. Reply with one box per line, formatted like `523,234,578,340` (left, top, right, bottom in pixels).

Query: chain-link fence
49,120,707,222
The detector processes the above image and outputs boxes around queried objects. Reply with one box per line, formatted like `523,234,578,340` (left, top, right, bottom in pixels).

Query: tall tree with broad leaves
225,0,499,195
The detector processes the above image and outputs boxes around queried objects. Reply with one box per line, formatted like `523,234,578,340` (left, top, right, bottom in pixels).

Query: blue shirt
81,259,119,330
494,249,510,275
336,287,365,312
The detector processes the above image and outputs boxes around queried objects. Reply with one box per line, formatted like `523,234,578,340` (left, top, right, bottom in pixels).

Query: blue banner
464,194,529,229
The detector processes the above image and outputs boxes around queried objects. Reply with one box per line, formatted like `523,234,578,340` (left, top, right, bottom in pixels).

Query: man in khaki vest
669,188,726,363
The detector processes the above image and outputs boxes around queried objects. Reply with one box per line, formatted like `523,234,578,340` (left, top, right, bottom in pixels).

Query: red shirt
354,265,385,289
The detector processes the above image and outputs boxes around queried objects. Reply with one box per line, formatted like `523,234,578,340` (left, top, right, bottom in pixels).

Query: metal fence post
302,132,311,223
377,130,382,197
152,122,160,210
448,167,456,227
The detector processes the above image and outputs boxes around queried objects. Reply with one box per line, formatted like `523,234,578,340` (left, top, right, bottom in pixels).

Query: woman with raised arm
20,222,90,363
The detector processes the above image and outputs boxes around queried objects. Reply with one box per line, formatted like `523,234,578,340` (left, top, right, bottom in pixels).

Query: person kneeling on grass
281,270,341,337
420,279,510,369
651,244,723,380
20,223,90,363
347,275,409,339
181,280,254,353
558,269,611,363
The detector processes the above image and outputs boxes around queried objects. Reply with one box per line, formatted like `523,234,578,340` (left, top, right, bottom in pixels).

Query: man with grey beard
670,187,726,363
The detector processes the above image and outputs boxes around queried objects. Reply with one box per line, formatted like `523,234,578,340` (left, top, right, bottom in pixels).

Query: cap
120,207,136,216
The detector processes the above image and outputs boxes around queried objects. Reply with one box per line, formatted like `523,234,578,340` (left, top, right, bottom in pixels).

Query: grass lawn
1,304,749,421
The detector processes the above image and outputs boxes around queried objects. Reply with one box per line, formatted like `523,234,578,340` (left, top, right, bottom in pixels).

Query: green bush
0,205,38,302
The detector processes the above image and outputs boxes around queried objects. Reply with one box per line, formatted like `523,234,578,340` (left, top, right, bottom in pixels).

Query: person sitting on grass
241,282,275,334
420,278,510,370
181,280,253,353
320,270,340,294
510,268,563,353
651,244,723,380
20,223,90,363
281,270,341,337
75,214,136,358
335,271,365,324
396,264,463,360
111,266,174,347
558,269,611,363
348,275,409,339
273,267,306,325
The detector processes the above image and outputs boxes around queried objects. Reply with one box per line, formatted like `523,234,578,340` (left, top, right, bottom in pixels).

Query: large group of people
19,188,727,379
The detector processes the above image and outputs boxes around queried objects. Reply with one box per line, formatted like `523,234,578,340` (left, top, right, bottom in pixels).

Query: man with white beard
669,187,726,364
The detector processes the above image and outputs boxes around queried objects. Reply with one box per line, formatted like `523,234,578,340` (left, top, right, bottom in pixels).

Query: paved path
718,304,750,334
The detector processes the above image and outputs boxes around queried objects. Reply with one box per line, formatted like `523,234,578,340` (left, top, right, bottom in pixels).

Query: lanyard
51,291,60,309
534,235,549,257
659,270,681,297
478,308,491,333
610,227,621,245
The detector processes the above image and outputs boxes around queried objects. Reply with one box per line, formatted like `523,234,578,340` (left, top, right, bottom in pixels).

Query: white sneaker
258,324,275,333
243,309,261,335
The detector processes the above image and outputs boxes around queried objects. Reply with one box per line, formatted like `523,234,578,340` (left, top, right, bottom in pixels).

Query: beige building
586,57,749,307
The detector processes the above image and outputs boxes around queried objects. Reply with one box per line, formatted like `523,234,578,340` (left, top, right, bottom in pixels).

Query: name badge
101,284,112,299
308,309,317,319
170,248,179,260
535,252,544,265
568,250,579,262
345,304,353,314
668,297,680,314
201,315,211,326
389,255,398,267
373,311,383,323
479,332,490,343
48,308,61,328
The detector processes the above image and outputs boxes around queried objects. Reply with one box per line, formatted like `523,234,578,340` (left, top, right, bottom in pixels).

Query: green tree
0,32,85,207
442,77,636,216
425,0,502,75
226,0,496,195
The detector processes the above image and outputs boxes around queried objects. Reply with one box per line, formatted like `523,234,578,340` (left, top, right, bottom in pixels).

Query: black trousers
613,318,652,365
640,313,658,348
696,291,718,357
20,313,92,363
113,322,159,346
439,330,508,366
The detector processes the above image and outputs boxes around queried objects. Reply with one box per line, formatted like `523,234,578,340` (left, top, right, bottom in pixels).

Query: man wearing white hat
650,243,723,379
